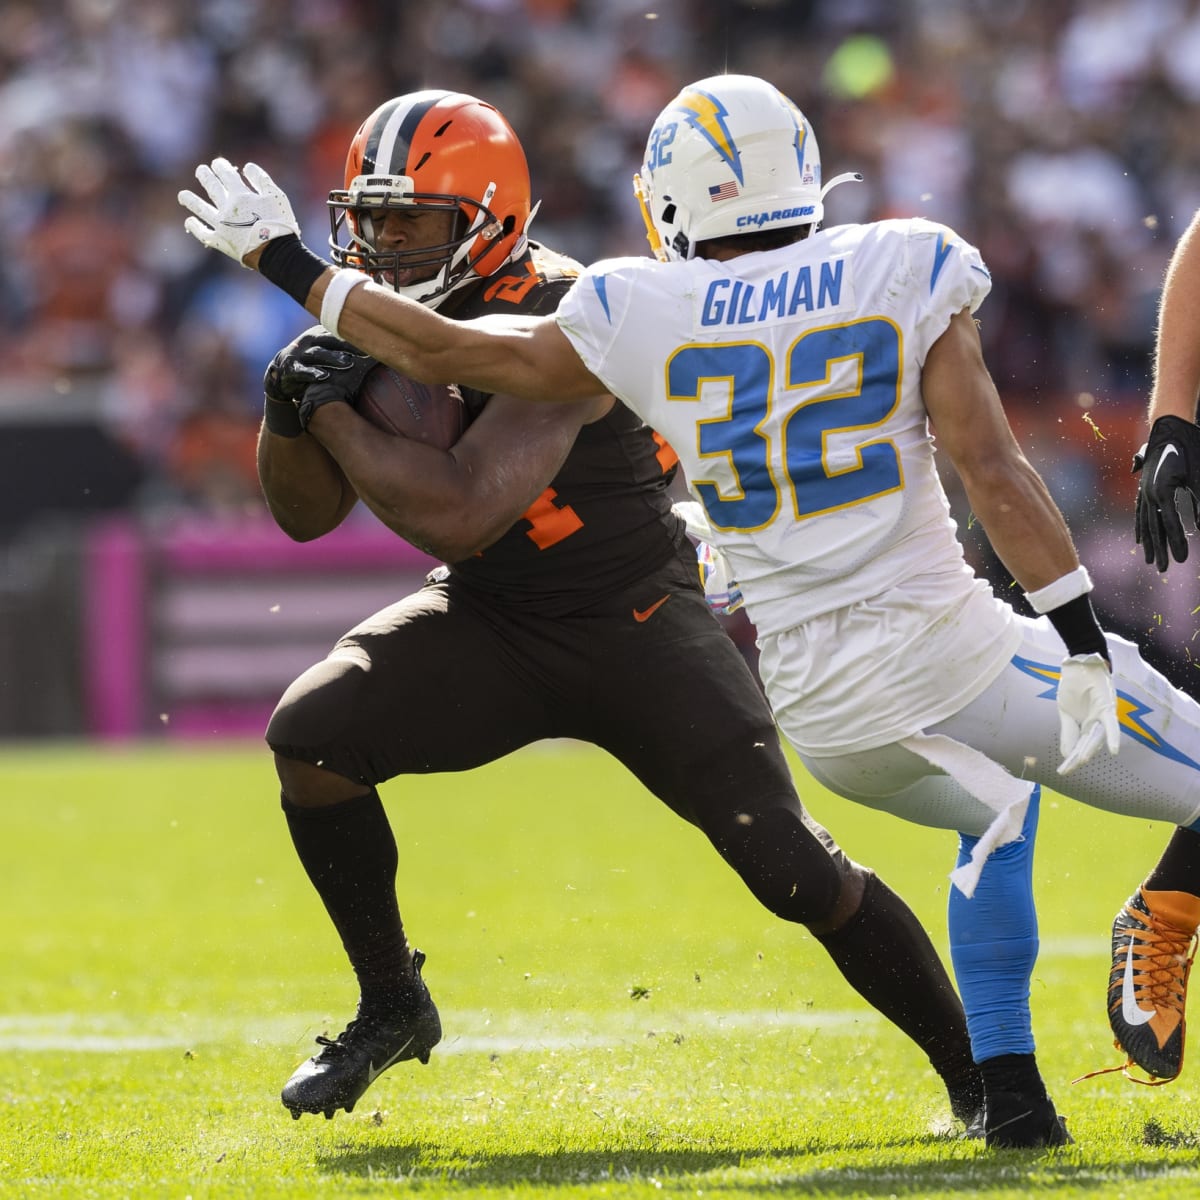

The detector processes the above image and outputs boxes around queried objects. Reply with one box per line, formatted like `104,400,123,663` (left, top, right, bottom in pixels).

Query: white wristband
1025,565,1093,614
320,269,369,338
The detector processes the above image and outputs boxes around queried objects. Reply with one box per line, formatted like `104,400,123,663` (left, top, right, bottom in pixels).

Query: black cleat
984,1090,1072,1149
282,950,442,1120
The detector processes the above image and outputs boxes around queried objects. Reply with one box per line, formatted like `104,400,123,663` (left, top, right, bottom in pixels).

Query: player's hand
260,327,357,437
1056,652,1120,775
1133,415,1200,571
291,343,377,431
178,158,300,266
264,328,355,403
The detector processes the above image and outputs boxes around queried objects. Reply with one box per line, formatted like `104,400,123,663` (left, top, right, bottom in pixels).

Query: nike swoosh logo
1153,444,1180,488
221,213,263,228
365,1034,416,1084
633,595,670,623
1121,940,1157,1026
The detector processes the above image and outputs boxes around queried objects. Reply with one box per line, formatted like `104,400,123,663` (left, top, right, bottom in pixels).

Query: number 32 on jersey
666,316,903,530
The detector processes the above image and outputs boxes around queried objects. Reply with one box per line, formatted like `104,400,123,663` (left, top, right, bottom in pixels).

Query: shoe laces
1074,1052,1180,1087
1074,904,1197,1087
1113,901,1196,1016
312,1015,369,1059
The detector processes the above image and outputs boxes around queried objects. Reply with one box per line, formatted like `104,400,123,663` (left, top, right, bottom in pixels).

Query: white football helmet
634,74,860,262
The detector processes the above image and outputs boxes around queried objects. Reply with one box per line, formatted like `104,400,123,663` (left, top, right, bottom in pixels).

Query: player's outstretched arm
178,158,604,405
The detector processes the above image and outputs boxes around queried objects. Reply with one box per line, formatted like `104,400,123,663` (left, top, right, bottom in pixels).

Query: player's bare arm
1149,207,1200,425
255,314,611,558
1131,208,1200,570
304,389,612,560
257,417,357,542
922,308,1082,593
326,275,604,406
924,307,1117,771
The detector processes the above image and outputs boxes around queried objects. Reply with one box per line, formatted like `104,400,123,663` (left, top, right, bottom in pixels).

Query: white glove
178,158,300,266
1056,652,1120,775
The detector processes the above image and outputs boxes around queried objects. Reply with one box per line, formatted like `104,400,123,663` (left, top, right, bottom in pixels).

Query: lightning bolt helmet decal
670,88,744,184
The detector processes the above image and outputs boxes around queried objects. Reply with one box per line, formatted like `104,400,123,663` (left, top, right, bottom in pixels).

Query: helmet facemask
329,174,508,309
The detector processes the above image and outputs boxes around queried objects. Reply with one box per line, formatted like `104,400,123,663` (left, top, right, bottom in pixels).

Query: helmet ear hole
661,202,676,225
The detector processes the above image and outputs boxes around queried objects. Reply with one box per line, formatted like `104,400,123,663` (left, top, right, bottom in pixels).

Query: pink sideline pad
83,515,439,740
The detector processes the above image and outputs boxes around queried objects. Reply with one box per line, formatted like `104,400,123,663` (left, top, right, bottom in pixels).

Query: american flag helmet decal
708,180,740,202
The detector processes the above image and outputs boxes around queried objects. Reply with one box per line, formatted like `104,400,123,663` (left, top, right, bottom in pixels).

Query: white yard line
0,1008,879,1053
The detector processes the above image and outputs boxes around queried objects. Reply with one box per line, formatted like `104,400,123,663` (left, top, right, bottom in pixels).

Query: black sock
979,1052,1047,1101
1144,826,1200,894
816,873,981,1116
281,789,416,1008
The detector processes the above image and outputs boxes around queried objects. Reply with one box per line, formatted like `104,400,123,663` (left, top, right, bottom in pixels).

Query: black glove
1133,415,1200,571
261,328,376,435
292,343,377,431
262,326,348,437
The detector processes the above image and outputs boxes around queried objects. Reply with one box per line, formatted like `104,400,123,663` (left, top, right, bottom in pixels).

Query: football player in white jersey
180,73,1200,1147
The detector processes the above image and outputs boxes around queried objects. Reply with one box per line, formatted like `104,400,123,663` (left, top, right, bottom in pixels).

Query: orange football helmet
328,90,535,308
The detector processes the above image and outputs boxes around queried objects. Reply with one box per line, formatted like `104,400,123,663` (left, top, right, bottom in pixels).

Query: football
353,364,467,449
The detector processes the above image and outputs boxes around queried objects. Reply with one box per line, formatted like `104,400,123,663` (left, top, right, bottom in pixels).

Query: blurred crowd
4,0,1200,676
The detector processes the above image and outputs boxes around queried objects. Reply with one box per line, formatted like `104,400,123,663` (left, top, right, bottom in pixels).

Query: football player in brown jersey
235,90,983,1129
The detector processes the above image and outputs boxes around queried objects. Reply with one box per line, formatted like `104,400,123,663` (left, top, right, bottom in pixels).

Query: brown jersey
442,242,686,615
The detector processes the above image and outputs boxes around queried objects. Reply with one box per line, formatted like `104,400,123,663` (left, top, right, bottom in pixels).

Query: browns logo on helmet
328,90,536,309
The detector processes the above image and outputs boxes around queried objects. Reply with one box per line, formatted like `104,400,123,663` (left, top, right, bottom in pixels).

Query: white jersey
556,218,1025,755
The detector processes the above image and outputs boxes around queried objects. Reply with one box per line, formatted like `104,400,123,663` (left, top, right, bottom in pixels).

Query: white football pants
799,614,1200,838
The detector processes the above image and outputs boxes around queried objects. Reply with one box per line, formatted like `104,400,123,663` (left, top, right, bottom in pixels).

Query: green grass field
3,740,1200,1198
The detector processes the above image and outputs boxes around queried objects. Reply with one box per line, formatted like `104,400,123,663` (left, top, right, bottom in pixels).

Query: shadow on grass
315,1136,1195,1192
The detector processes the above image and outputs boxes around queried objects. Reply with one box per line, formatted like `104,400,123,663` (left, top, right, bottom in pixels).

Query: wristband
1044,593,1109,662
263,395,303,438
1025,565,1092,614
257,235,329,306
320,269,369,338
